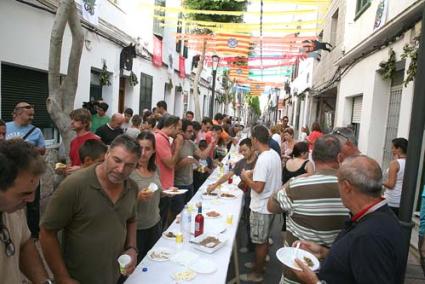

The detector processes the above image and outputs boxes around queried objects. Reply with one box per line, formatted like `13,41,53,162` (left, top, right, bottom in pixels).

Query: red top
307,130,323,150
69,132,100,166
155,130,174,190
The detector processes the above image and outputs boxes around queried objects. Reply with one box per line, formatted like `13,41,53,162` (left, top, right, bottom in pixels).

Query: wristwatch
43,279,54,284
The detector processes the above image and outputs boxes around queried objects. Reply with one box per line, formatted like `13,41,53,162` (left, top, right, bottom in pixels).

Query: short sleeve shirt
41,165,138,284
5,121,45,148
175,140,199,185
252,149,282,214
91,114,110,132
233,157,257,176
154,130,174,189
129,170,162,230
0,210,31,284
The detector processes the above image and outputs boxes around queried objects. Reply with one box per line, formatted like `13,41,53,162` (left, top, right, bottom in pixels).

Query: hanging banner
80,0,104,26
374,0,389,31
153,36,163,67
179,56,186,78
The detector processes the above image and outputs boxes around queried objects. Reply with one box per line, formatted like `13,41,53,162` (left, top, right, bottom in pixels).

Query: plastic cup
226,214,233,225
117,254,132,274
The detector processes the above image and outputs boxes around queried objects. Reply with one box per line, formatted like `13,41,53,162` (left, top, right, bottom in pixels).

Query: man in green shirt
91,102,110,132
40,135,141,284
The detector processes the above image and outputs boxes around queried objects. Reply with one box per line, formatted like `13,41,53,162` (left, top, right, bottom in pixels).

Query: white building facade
0,0,215,145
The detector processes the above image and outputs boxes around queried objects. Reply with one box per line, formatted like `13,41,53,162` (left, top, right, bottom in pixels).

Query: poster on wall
153,36,163,67
80,0,104,26
374,0,389,31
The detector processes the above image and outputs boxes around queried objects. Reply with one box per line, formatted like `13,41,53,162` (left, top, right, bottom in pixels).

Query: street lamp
209,55,220,118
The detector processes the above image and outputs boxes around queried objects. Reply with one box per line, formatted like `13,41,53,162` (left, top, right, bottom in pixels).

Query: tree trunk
192,39,207,121
47,0,84,158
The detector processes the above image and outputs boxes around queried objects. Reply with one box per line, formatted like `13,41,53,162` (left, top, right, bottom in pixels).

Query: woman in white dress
383,137,408,217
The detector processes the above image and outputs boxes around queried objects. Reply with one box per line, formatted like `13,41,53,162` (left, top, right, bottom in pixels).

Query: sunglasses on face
0,224,15,257
332,130,350,142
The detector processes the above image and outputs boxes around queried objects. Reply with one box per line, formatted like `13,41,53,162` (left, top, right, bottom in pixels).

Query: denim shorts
249,210,274,244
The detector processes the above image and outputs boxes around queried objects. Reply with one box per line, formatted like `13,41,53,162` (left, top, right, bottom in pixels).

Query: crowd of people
0,100,424,284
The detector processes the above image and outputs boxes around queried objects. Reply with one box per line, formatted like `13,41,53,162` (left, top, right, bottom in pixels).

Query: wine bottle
194,203,204,237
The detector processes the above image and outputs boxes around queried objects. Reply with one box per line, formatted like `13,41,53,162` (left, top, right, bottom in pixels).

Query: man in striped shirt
268,135,349,284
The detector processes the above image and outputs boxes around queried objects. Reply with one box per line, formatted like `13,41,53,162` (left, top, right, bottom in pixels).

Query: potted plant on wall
99,61,111,87
129,71,138,87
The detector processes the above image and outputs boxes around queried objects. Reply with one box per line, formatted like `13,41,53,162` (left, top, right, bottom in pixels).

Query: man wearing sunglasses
331,127,361,162
6,102,46,240
0,140,52,284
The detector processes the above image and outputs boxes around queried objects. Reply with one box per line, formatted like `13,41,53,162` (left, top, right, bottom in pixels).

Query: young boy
78,139,107,168
193,140,213,192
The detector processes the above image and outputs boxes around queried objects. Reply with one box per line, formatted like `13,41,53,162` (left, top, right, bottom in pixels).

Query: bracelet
125,246,138,254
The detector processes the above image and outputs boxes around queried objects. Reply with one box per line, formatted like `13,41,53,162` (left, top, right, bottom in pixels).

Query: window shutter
351,96,363,124
1,64,53,129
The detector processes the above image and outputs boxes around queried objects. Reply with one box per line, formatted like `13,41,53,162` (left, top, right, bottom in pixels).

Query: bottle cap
142,267,148,272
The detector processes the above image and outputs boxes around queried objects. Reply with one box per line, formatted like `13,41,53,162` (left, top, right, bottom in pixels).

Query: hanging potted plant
129,71,138,87
378,48,396,80
99,62,111,87
401,39,418,86
175,84,183,92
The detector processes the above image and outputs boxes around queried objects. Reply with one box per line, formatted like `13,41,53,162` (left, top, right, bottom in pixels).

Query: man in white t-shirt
240,125,282,282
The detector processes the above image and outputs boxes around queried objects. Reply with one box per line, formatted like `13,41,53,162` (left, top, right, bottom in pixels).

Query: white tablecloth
125,150,244,284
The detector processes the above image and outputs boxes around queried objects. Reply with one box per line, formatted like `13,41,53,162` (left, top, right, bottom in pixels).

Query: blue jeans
170,184,194,214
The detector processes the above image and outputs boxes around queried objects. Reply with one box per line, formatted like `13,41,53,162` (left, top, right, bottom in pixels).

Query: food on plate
206,211,220,218
55,163,67,170
221,193,235,198
303,256,314,267
172,270,196,281
150,250,172,261
199,236,221,248
203,192,218,196
165,231,176,238
170,188,179,192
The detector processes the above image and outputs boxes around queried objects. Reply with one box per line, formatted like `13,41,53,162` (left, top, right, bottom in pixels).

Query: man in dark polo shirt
40,135,141,284
292,155,403,284
96,113,125,145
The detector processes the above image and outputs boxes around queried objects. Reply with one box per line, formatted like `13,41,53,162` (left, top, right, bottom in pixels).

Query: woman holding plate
130,131,163,261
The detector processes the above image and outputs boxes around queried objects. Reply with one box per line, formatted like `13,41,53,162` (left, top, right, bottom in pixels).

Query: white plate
147,247,175,262
191,235,227,254
164,189,188,196
171,250,200,266
276,247,320,271
201,192,219,200
171,269,197,281
191,258,217,274
204,210,222,219
162,231,177,240
219,193,237,200
205,223,227,235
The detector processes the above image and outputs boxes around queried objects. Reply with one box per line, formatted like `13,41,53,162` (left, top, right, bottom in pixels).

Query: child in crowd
193,139,213,192
78,139,108,168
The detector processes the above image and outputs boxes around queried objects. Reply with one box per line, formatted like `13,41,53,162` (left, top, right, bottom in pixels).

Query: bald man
95,113,124,145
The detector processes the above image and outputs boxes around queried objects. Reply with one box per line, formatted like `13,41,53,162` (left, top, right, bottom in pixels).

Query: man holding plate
291,156,403,284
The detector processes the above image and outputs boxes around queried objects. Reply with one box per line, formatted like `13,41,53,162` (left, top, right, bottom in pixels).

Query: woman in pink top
306,122,323,151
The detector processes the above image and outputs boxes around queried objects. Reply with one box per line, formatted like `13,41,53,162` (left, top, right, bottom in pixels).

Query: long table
125,149,244,284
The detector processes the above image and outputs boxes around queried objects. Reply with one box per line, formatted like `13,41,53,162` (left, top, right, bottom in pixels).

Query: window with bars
355,0,371,20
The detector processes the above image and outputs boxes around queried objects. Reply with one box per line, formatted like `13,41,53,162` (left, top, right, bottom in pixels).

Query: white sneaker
239,247,249,253
239,272,263,283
